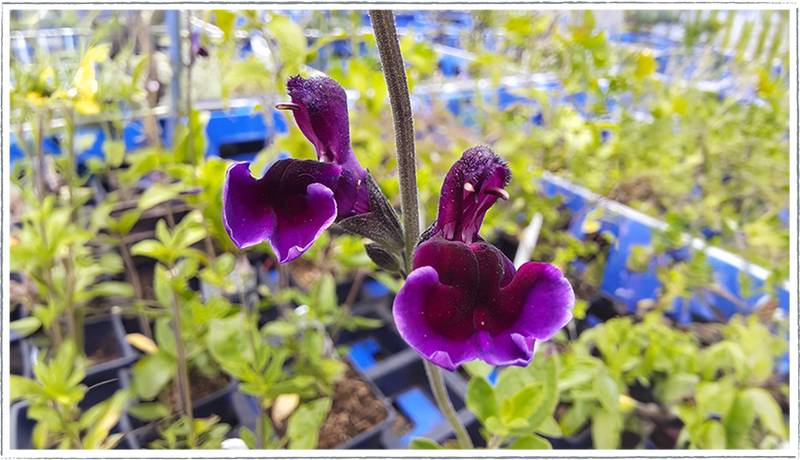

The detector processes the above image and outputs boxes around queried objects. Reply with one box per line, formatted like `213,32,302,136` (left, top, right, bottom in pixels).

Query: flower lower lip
276,103,301,112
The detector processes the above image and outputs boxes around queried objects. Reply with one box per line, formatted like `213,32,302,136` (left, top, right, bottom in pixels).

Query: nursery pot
10,369,138,450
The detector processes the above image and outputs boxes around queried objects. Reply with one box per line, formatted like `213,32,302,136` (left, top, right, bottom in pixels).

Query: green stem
168,263,195,445
370,10,419,271
424,360,474,449
371,10,472,450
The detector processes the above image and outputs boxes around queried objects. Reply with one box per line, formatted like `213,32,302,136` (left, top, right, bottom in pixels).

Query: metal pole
165,10,182,144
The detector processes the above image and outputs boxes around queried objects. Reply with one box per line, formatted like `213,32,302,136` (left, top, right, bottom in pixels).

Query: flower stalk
369,10,419,272
370,9,472,450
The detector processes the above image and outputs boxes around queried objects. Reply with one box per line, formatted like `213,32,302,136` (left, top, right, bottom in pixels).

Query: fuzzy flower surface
393,146,575,371
222,75,369,263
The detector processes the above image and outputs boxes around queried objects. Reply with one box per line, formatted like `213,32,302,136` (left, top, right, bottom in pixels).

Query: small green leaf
591,407,621,449
594,371,619,414
697,420,727,449
286,398,332,449
466,377,497,423
102,139,126,168
745,388,786,436
138,183,183,212
207,314,254,365
131,352,176,400
723,391,756,448
501,381,546,425
462,360,494,379
410,438,444,449
154,317,177,358
128,402,171,421
10,316,42,337
509,434,552,449
240,426,256,449
260,320,298,338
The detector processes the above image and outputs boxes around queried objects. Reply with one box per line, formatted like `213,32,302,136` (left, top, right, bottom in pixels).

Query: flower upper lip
430,145,512,245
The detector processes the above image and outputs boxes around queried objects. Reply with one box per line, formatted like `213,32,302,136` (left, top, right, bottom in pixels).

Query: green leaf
484,415,508,436
84,281,134,299
137,183,182,211
240,426,256,449
267,16,307,74
84,389,131,449
131,352,176,400
207,314,254,365
155,219,170,246
501,381,546,426
462,360,494,379
130,239,171,263
117,209,142,236
723,391,756,448
221,58,273,101
526,357,557,432
102,139,126,168
348,316,383,330
410,438,444,449
591,407,621,449
127,402,171,422
536,416,562,437
286,398,332,449
154,317,177,358
744,388,786,436
697,420,727,449
655,372,699,404
10,375,39,401
260,320,298,338
559,400,591,436
594,371,619,414
10,316,42,338
509,434,552,449
466,377,497,423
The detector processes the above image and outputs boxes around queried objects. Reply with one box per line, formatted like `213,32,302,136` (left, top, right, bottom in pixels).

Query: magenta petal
222,162,277,249
393,243,574,371
222,159,341,262
504,262,575,341
393,267,481,371
269,182,337,263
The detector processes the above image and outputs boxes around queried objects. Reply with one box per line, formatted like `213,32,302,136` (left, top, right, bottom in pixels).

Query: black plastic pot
364,347,473,449
10,369,138,450
10,337,32,378
82,314,138,387
129,376,241,448
334,299,408,373
545,427,593,449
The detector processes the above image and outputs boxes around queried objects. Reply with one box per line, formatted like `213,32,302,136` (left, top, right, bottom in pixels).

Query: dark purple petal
222,159,342,263
433,146,511,245
286,75,357,168
393,236,574,371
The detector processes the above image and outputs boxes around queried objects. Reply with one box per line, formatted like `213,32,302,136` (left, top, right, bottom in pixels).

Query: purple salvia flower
393,146,575,371
222,76,369,263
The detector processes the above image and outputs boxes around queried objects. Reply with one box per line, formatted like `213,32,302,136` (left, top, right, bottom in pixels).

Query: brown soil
606,177,666,213
389,405,413,438
169,370,231,413
287,258,322,289
86,328,121,366
676,322,724,346
317,366,389,448
138,262,156,300
273,365,388,448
